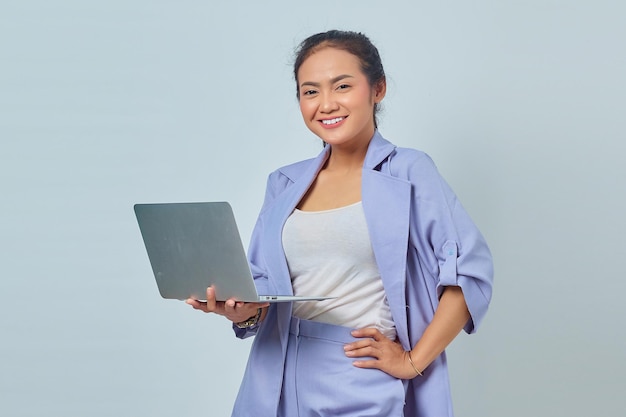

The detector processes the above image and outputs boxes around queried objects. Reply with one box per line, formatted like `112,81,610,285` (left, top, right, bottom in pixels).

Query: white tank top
282,202,396,340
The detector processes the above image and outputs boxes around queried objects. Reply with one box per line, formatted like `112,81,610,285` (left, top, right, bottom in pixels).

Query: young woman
187,30,493,417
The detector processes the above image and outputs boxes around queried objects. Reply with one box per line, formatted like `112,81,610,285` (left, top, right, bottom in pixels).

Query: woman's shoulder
263,156,321,196
392,146,430,164
276,157,318,179
385,145,440,180
376,138,451,198
370,132,435,174
265,157,317,185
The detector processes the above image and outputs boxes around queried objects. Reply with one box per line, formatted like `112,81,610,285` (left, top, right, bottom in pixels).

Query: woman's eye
302,89,317,96
337,84,350,90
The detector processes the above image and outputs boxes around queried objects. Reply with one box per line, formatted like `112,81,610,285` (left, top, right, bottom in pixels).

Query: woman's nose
319,93,339,113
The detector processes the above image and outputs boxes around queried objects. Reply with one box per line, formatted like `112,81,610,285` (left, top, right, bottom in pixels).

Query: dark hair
293,30,386,128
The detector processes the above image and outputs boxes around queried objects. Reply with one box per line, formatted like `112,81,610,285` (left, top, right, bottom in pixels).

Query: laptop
134,202,334,303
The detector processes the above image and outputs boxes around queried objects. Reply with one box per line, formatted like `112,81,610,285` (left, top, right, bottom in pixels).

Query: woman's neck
325,137,371,173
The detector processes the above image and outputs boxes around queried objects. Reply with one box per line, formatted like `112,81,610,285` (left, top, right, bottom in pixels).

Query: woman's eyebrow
300,74,355,89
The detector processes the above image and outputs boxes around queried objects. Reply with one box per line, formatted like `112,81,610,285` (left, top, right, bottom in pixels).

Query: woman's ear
374,78,387,103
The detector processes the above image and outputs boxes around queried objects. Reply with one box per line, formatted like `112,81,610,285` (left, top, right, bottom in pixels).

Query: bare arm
407,286,470,373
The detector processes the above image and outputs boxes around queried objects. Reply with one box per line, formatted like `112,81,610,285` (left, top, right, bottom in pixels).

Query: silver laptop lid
134,202,261,301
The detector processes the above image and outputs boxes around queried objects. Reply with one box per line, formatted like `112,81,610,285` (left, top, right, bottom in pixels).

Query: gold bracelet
407,351,423,377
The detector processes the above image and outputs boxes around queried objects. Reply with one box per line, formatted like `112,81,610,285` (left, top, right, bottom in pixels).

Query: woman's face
297,47,385,149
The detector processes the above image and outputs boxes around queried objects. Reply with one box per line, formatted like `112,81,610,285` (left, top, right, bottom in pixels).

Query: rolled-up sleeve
408,153,494,334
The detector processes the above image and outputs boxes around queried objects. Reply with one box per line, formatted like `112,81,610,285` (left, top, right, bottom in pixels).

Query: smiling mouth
321,117,345,125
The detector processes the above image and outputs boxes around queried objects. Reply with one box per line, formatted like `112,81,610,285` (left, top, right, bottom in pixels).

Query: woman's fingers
224,300,266,323
187,286,269,323
344,331,382,358
344,328,384,352
185,287,225,314
206,286,228,313
185,298,208,312
351,327,383,340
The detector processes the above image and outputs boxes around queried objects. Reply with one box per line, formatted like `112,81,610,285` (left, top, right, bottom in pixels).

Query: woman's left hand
344,327,418,380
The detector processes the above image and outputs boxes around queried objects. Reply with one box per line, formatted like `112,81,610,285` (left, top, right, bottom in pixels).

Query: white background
1,1,625,416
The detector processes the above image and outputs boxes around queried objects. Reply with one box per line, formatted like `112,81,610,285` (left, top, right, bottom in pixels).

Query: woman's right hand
185,286,269,324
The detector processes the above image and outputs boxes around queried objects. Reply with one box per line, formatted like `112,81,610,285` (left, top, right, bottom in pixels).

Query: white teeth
322,117,344,125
